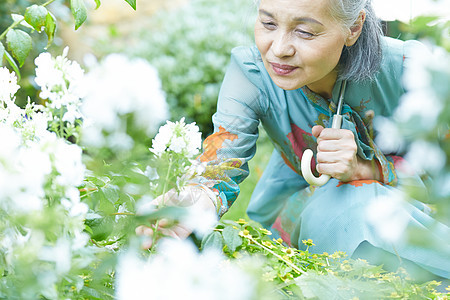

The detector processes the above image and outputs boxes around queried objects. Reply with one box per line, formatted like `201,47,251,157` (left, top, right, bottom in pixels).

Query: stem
152,156,173,248
161,156,173,203
90,238,100,247
0,18,23,41
42,0,57,7
110,212,135,216
78,187,98,193
59,109,64,138
249,236,306,275
80,189,99,199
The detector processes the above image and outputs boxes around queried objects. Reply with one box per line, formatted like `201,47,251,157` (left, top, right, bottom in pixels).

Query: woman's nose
271,32,295,58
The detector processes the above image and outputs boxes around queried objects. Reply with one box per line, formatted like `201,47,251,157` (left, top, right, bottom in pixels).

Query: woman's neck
306,70,338,99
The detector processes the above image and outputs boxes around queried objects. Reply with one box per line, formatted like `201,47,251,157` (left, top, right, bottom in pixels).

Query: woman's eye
295,29,314,38
261,22,276,30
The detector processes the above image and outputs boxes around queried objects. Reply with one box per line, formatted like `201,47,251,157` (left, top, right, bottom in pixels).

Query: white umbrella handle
301,114,342,186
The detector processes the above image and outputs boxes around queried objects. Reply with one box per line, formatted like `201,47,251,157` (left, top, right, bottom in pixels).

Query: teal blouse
195,37,421,220
193,37,450,278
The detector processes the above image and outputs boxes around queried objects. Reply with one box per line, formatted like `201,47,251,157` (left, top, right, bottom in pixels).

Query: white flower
64,187,88,217
144,166,159,180
34,47,84,124
374,116,405,153
394,90,442,131
0,67,20,103
81,53,169,150
373,0,450,22
405,140,446,174
189,159,207,176
182,204,217,238
366,192,410,244
0,126,52,213
106,131,135,151
150,118,202,158
168,136,187,153
115,204,129,222
52,141,85,187
39,238,72,275
116,239,256,300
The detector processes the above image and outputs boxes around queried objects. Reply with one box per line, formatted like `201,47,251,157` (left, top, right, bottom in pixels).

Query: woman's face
254,0,350,97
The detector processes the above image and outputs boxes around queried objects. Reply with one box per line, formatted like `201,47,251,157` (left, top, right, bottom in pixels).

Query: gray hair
328,0,383,82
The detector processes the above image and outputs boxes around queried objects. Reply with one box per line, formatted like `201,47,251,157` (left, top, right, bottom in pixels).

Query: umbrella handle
301,115,342,186
301,149,331,186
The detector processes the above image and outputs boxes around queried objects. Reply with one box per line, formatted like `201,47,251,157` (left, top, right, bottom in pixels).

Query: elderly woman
139,0,450,281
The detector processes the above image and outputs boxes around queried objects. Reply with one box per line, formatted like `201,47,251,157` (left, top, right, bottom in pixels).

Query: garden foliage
125,0,255,136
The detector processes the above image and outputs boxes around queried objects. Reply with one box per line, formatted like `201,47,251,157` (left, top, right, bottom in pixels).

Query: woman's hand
312,125,381,182
135,186,217,249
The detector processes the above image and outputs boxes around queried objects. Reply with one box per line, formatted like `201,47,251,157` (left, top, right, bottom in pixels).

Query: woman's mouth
270,63,298,76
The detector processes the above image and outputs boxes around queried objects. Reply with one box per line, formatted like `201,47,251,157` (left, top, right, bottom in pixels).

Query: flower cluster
1,68,51,143
0,63,92,298
375,45,449,175
150,117,202,158
0,67,20,103
81,53,169,151
34,47,85,124
0,67,85,213
116,239,256,300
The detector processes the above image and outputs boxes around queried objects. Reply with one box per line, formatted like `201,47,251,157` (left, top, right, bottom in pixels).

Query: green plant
122,0,256,137
201,219,449,299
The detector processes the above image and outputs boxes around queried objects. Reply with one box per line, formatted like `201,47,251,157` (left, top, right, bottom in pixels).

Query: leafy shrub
126,0,255,136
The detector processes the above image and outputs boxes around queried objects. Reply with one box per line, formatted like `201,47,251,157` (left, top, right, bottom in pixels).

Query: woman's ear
345,10,366,46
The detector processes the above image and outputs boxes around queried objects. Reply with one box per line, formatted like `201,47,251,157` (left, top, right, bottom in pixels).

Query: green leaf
94,0,101,9
85,176,108,188
4,51,21,80
44,12,57,49
295,272,392,299
6,29,32,67
24,5,48,32
85,215,115,241
123,0,136,10
222,226,242,252
102,185,120,204
135,206,187,223
11,13,34,30
201,231,224,250
0,42,4,67
70,0,88,30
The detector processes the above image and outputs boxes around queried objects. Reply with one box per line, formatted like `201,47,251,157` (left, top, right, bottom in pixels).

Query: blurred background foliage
110,0,256,138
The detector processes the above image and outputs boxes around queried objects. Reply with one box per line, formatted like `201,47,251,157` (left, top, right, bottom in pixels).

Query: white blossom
182,204,217,237
49,137,85,187
405,140,446,174
373,0,450,22
0,67,20,103
115,203,129,222
144,166,159,180
0,126,50,213
34,47,84,124
116,239,256,300
81,53,169,150
150,118,202,158
39,238,72,275
366,192,410,244
374,116,405,154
